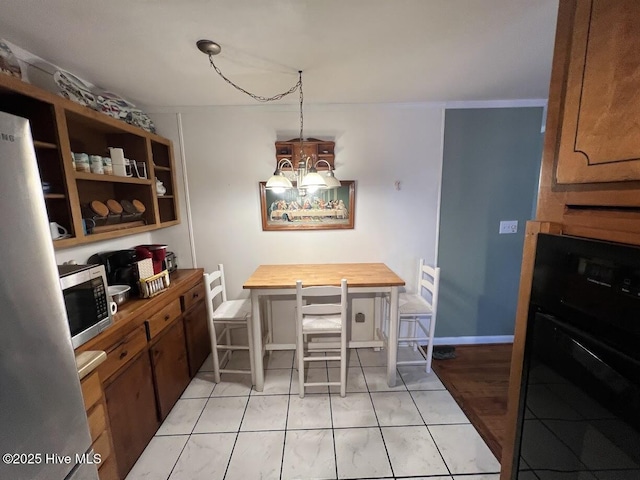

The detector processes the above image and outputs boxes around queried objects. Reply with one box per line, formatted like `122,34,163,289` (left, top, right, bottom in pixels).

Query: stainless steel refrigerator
0,111,98,480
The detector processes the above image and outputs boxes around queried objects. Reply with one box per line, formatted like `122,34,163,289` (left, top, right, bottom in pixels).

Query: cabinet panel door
104,352,158,480
555,0,640,184
150,319,190,419
183,300,211,377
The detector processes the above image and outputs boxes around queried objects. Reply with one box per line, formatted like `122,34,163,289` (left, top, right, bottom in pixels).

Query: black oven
514,234,640,479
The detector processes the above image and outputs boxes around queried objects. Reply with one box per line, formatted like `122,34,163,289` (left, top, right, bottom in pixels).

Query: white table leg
373,294,382,351
251,290,264,391
387,286,398,387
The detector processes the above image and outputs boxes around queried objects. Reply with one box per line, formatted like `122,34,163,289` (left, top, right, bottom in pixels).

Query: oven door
516,312,640,479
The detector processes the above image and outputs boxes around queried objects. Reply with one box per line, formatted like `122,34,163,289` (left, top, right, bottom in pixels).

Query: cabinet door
104,352,158,480
553,0,640,184
150,319,191,419
183,300,212,377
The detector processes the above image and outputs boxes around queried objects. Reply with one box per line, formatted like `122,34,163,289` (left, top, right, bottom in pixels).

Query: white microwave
58,264,113,348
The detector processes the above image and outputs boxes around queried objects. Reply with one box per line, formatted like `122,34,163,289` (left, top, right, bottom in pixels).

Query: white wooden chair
295,279,348,398
384,259,440,373
203,265,254,384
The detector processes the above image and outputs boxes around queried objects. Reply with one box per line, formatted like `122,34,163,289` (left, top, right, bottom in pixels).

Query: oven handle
537,312,640,393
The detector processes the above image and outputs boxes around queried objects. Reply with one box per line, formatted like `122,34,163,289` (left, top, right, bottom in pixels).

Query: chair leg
425,317,436,374
246,319,256,386
296,326,305,399
211,322,222,383
340,327,347,398
225,326,232,360
411,316,419,351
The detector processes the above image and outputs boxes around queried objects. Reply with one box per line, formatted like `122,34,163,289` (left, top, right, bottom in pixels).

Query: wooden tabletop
243,263,405,289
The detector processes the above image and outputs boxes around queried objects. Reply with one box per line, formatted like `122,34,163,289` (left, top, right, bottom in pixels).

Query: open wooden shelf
0,73,180,249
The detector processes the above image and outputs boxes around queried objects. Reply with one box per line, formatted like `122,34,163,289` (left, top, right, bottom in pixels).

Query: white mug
49,222,68,240
109,301,118,315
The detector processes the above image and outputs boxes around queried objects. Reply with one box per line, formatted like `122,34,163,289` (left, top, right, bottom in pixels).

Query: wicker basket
139,269,170,298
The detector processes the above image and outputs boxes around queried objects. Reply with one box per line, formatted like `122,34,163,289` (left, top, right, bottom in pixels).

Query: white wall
149,103,444,300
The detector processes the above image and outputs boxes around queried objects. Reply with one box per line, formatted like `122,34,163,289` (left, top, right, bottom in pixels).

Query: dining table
243,263,405,392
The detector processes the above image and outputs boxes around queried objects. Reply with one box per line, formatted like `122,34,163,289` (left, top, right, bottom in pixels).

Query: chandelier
197,40,340,194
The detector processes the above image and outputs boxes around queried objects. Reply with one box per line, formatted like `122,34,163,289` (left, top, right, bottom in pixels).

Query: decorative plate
54,70,97,109
0,39,22,79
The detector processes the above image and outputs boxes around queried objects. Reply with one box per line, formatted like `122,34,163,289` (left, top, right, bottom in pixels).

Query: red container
137,244,167,274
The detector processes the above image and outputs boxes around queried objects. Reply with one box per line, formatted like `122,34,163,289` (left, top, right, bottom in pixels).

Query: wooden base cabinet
104,352,159,480
183,299,211,377
80,370,118,480
150,318,191,420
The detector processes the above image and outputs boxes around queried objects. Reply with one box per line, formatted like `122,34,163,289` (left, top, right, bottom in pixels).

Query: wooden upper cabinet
553,0,640,184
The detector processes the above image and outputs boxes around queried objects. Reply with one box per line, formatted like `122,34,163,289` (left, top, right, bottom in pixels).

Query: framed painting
260,181,355,231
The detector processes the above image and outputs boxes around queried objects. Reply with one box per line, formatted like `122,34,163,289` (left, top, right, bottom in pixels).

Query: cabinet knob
164,314,170,321
193,293,199,299
119,350,128,360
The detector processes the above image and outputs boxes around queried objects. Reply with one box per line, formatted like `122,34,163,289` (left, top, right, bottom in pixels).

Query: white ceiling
0,0,559,108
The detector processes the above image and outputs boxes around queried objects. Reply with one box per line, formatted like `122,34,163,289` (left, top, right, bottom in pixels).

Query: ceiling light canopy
197,39,340,194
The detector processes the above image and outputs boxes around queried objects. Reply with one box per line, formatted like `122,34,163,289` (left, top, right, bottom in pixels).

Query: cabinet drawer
181,281,205,312
93,430,112,465
87,402,106,443
101,325,147,381
146,298,181,339
81,371,102,411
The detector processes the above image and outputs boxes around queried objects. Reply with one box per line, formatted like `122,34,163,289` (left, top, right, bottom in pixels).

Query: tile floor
126,347,500,480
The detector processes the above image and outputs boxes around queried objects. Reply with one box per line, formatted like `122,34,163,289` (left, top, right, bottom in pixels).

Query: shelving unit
0,73,180,248
275,138,335,171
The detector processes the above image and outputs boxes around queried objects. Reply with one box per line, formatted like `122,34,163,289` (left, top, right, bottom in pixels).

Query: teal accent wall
437,107,544,338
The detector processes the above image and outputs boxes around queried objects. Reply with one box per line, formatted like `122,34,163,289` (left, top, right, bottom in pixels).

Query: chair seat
212,298,251,320
399,293,433,315
302,314,342,331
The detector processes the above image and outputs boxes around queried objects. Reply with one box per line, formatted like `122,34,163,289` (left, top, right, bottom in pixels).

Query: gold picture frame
260,181,355,231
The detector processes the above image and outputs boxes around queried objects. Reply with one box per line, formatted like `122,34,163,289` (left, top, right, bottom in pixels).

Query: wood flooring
430,343,512,462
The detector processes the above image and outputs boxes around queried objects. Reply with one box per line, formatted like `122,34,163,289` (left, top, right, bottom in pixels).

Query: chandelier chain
208,56,301,102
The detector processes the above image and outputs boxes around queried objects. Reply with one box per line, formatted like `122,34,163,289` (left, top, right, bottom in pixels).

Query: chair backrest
203,264,228,319
417,259,440,314
296,279,348,324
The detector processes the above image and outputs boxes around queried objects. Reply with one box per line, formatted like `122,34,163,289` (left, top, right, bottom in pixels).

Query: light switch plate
499,220,518,234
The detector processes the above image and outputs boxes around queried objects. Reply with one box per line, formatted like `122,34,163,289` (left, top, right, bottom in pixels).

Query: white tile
181,372,216,399
452,475,501,480
381,425,449,477
362,366,407,392
282,429,336,480
429,424,500,474
370,391,424,426
334,427,392,479
411,390,469,424
291,366,329,395
407,477,453,480
519,419,584,472
357,348,388,367
211,373,252,397
240,395,289,431
225,431,285,480
126,435,188,480
265,350,294,369
327,349,360,368
156,398,208,436
198,353,214,372
223,350,252,370
398,365,446,391
287,394,332,429
331,393,377,428
169,433,235,480
252,368,292,395
328,366,368,393
397,345,428,363
193,396,248,433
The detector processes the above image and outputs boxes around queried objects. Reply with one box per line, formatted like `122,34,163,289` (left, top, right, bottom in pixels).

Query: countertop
76,350,107,380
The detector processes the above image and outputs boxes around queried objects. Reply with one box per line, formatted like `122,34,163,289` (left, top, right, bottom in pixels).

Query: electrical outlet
499,220,518,234
355,312,365,323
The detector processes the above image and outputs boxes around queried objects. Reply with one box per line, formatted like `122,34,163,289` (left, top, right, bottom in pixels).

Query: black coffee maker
88,250,140,295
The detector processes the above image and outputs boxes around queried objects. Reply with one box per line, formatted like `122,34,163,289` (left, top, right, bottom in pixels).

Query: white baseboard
433,335,514,346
